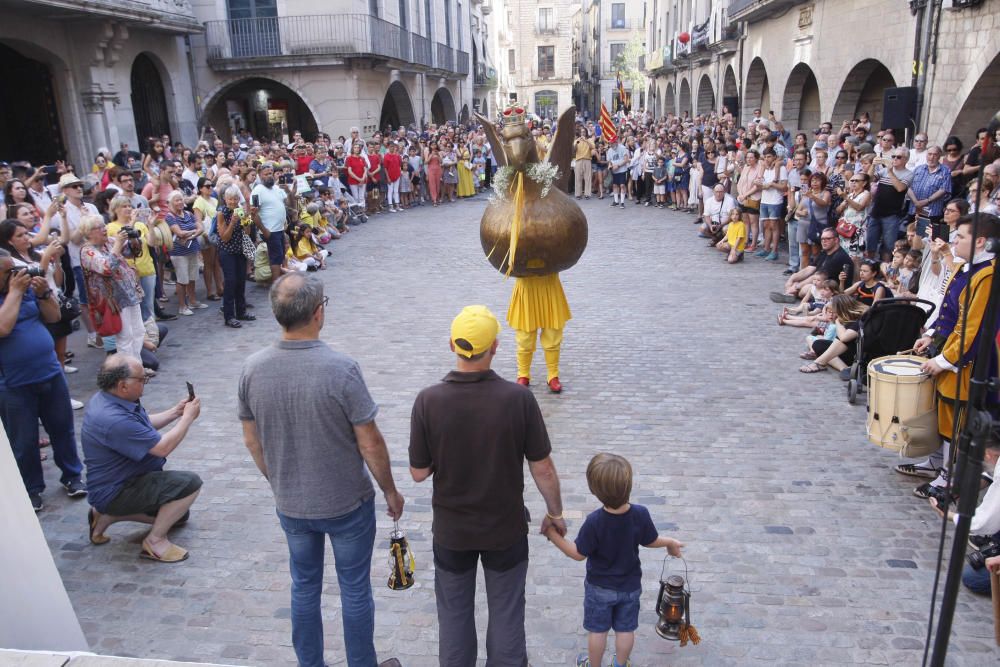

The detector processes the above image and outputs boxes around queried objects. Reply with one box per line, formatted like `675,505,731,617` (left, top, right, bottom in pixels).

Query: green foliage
611,36,646,91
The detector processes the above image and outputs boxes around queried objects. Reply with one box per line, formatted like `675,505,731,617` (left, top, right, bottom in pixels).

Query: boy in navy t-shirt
545,453,683,667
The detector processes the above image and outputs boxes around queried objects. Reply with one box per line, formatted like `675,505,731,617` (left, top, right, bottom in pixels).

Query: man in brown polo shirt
409,305,566,666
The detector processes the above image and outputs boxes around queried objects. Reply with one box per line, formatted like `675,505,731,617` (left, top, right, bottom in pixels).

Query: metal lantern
387,521,415,591
655,575,688,640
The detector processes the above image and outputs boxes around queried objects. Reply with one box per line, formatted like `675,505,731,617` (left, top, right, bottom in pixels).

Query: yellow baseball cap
450,305,500,358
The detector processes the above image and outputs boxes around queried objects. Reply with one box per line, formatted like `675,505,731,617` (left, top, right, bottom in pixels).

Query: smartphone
42,165,58,175
186,381,195,401
932,222,950,241
915,216,931,238
135,208,152,224
251,194,259,208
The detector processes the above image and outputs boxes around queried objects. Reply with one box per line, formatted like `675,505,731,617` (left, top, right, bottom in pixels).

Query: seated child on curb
544,453,684,667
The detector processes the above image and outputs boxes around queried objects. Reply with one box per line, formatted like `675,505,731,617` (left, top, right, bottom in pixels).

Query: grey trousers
434,539,529,667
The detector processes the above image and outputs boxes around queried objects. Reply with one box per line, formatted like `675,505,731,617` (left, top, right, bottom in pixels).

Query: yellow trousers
515,327,563,382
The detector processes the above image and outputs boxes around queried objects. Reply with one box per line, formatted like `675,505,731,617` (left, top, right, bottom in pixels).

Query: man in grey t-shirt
239,272,404,667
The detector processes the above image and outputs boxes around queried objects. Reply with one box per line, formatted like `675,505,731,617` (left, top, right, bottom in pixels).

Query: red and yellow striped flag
599,103,617,143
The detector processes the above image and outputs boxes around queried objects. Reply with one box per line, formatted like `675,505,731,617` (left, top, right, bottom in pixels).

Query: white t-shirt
250,183,288,233
703,194,737,224
760,165,788,206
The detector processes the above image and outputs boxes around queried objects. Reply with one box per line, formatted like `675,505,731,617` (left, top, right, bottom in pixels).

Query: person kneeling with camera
929,435,1000,595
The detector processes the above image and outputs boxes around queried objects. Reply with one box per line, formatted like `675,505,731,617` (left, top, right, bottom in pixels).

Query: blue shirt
0,291,61,389
909,163,952,217
575,504,659,592
166,211,201,256
81,391,165,512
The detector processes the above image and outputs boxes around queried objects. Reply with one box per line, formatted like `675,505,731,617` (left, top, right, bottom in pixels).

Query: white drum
866,355,936,451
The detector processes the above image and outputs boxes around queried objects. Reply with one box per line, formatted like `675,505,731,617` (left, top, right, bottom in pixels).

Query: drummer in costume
908,214,1000,497
476,105,587,393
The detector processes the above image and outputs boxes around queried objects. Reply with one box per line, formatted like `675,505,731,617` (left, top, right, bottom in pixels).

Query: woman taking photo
799,172,831,268
215,186,258,328
192,177,223,301
836,172,871,266
106,197,156,322
164,191,204,316
78,215,146,362
736,149,763,252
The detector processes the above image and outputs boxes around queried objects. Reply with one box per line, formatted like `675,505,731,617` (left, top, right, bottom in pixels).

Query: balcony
645,45,675,74
728,0,807,23
16,0,201,32
475,63,497,87
456,50,470,76
204,14,466,76
608,18,631,30
535,23,557,35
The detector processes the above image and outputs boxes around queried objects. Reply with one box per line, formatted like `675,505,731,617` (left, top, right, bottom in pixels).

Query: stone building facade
645,0,999,145
591,0,648,116
0,0,201,167
499,0,581,120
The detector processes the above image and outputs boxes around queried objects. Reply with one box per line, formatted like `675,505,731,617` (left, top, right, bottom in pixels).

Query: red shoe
516,377,530,386
547,377,562,393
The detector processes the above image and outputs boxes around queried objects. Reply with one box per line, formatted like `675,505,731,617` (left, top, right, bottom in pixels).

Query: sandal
799,362,828,373
206,294,221,301
88,508,110,545
140,539,188,563
224,318,242,328
799,351,817,360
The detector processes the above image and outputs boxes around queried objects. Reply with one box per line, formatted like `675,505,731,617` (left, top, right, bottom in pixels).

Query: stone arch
665,82,676,116
831,59,896,131
944,49,1000,143
781,63,821,136
722,64,739,118
0,40,69,164
743,56,770,126
131,53,171,153
696,74,715,115
201,76,320,142
378,80,415,132
431,87,456,124
679,78,691,117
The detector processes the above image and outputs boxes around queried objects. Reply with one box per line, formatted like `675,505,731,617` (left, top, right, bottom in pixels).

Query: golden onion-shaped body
480,183,588,277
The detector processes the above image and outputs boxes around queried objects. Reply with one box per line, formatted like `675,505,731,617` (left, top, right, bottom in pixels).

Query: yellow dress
457,152,476,198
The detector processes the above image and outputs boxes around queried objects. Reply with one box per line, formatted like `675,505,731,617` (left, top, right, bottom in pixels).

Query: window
610,42,625,68
444,0,452,45
398,0,408,29
425,0,433,36
508,48,515,72
369,0,379,17
458,2,463,49
538,7,554,32
535,90,558,119
611,3,625,28
537,45,555,78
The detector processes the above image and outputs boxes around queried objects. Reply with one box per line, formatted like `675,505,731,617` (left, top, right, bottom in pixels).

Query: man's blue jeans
866,214,902,257
962,562,992,595
0,373,82,495
277,496,377,667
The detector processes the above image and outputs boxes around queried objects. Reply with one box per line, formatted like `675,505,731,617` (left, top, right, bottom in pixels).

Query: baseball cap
450,305,500,358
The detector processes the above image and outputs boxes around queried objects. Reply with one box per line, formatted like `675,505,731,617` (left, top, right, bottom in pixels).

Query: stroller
846,297,936,404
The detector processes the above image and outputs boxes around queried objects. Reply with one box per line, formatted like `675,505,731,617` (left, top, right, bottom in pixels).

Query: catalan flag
599,102,617,143
616,71,626,108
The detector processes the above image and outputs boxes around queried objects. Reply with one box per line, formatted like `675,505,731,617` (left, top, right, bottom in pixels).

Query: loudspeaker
723,96,740,119
882,86,917,131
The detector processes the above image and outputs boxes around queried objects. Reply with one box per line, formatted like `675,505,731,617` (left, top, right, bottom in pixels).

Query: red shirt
383,153,402,182
295,155,312,175
345,155,367,185
367,152,382,184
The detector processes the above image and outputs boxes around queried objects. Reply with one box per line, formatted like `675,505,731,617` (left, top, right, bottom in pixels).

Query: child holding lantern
544,453,684,667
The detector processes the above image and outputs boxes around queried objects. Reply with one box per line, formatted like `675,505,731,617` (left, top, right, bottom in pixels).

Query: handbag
58,292,81,324
806,200,828,244
899,408,943,458
241,232,256,261
89,298,122,336
836,217,859,239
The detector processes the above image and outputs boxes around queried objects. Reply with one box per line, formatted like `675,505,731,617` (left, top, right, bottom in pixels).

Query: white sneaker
86,333,100,348
190,302,209,310
70,399,84,410
178,307,194,316
63,365,78,375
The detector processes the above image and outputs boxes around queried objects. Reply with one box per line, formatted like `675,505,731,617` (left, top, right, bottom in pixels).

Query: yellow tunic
507,273,571,331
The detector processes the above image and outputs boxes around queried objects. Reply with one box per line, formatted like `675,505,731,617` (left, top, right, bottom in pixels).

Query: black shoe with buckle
29,493,43,512
64,479,87,498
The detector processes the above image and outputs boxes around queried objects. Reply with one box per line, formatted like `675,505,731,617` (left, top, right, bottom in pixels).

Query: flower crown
502,106,527,126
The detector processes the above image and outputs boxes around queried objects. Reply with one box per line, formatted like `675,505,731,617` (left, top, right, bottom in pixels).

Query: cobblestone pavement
33,194,1000,666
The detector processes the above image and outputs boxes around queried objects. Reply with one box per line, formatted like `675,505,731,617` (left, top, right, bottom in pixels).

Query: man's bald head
270,272,325,331
97,353,142,393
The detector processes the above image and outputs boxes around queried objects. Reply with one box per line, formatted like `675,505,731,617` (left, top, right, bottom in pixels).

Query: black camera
927,484,953,512
122,226,142,240
966,539,1000,571
15,265,45,278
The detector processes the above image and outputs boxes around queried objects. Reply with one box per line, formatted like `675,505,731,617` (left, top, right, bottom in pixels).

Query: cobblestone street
34,195,1000,666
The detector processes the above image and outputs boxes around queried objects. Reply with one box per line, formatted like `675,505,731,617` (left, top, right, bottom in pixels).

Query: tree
611,35,646,99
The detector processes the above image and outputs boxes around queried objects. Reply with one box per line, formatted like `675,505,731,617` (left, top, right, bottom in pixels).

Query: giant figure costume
476,105,587,392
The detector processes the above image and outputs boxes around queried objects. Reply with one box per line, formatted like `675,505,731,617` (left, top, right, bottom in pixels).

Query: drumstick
993,571,1000,646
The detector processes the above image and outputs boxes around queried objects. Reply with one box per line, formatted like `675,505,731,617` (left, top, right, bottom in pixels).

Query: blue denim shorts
759,202,783,220
583,582,641,633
